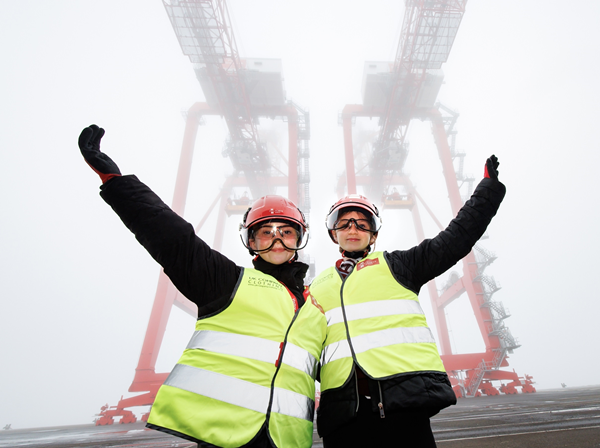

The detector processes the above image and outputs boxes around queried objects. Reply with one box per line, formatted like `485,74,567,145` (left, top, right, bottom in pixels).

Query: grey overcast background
1,0,599,429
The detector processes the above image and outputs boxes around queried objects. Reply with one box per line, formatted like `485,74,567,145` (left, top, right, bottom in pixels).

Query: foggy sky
1,0,600,429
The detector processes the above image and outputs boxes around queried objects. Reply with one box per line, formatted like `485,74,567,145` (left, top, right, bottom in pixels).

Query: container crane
338,0,535,397
95,0,312,424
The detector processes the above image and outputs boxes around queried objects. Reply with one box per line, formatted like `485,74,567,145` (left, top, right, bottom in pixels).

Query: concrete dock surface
1,385,598,447
432,385,600,447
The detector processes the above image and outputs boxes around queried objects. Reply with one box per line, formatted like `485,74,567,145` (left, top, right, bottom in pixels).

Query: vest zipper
354,366,360,413
265,310,301,426
377,381,385,418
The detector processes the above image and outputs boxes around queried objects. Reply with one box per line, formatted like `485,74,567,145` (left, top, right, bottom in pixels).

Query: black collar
252,256,308,307
341,249,369,260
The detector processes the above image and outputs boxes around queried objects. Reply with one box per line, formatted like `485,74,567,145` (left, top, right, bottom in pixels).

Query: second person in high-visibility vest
78,124,327,448
309,156,506,447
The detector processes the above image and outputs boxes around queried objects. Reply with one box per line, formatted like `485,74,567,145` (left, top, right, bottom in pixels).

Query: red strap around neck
278,281,299,312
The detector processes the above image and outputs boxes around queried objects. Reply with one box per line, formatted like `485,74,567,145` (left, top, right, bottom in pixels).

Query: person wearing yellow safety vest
78,124,327,448
309,156,506,447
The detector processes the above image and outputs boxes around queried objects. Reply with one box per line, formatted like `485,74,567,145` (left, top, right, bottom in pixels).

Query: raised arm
78,125,241,313
386,155,506,292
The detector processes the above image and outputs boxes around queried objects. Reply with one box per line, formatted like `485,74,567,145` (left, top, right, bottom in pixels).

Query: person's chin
343,244,365,252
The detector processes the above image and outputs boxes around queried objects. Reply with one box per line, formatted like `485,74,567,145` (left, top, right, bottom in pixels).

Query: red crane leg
461,258,499,351
171,106,201,215
128,105,205,392
287,109,299,203
129,274,179,392
409,188,452,356
429,110,463,217
342,106,358,194
213,181,232,252
429,110,500,352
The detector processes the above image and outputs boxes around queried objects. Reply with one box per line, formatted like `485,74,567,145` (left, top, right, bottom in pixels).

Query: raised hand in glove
484,154,499,180
78,124,121,184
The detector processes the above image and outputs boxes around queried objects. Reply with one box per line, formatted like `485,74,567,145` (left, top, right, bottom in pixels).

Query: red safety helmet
325,194,382,242
240,195,309,254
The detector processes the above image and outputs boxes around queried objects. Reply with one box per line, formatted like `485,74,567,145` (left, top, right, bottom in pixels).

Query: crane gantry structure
95,0,312,425
339,0,534,397
95,0,534,425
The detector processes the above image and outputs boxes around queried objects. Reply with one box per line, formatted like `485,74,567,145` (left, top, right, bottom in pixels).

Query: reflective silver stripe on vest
164,363,314,421
321,326,436,366
273,384,315,422
186,330,317,377
280,340,318,378
325,299,424,326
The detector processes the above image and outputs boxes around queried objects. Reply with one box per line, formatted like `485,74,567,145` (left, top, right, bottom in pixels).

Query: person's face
249,221,297,265
332,211,377,253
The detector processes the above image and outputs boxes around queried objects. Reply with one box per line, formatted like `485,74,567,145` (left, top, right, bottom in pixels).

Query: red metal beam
437,277,465,309
441,352,494,371
428,109,501,354
342,107,358,194
287,108,299,203
126,101,307,398
408,183,452,356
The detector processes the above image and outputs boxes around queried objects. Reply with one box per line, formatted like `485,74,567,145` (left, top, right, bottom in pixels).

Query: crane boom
376,0,467,174
93,1,314,425
340,0,533,398
163,0,270,195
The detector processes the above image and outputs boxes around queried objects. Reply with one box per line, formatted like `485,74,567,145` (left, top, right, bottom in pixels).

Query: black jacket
316,177,506,437
100,175,307,448
99,175,307,315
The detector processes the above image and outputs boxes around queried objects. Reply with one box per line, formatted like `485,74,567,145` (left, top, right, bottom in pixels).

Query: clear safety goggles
326,211,381,233
254,225,299,242
240,222,309,253
331,218,374,232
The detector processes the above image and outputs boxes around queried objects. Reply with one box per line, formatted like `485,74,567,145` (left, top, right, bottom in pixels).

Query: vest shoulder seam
383,251,419,295
199,268,245,319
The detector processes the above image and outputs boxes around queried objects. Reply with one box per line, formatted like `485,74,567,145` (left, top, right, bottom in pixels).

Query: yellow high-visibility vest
148,268,327,448
309,252,445,392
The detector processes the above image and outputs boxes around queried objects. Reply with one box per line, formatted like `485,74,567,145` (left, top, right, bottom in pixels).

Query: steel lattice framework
377,0,465,163
339,0,535,398
164,0,269,183
95,1,535,424
95,0,312,424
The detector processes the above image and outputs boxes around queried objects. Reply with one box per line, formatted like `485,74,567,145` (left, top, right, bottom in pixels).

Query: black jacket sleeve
385,177,506,293
99,175,241,315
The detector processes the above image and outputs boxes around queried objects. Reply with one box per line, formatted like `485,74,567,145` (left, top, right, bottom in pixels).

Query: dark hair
337,207,373,230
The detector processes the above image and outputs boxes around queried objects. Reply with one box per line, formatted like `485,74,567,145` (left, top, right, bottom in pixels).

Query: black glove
484,154,499,180
78,124,121,184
